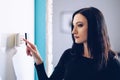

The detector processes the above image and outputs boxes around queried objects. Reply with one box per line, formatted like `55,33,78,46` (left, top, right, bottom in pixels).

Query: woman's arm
35,63,48,80
23,39,67,80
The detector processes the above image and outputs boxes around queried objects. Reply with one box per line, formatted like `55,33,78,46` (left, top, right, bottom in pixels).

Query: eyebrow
76,22,83,24
73,21,83,25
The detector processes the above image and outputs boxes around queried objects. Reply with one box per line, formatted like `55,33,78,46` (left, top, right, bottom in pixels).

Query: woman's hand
23,38,43,65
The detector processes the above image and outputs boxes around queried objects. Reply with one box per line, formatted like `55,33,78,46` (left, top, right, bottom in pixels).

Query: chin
75,41,82,44
75,40,87,44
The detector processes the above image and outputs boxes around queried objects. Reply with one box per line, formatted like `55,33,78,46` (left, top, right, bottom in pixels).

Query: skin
72,13,90,58
23,39,42,64
72,13,88,44
23,13,91,65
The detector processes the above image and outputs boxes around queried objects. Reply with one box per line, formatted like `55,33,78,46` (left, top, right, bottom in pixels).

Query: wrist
35,57,43,65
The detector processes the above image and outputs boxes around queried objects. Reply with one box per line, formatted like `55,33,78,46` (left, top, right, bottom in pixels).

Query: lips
74,36,79,39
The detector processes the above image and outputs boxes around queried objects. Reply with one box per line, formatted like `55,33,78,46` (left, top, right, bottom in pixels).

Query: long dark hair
71,7,113,70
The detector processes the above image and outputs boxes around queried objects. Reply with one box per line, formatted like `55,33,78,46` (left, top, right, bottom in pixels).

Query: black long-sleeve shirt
35,48,120,80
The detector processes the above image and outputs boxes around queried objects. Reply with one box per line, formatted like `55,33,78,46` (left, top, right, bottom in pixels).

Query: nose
72,26,77,34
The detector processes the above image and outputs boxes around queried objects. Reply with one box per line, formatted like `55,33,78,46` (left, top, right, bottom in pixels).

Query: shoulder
55,48,73,67
58,48,73,63
106,51,120,79
108,51,120,70
63,48,72,54
61,48,73,58
109,57,120,68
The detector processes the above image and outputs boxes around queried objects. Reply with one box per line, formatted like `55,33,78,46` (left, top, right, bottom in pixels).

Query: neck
83,42,91,58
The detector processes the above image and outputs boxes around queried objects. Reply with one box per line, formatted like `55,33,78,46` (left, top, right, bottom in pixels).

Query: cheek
84,30,88,39
79,29,88,36
81,33,87,41
79,29,88,40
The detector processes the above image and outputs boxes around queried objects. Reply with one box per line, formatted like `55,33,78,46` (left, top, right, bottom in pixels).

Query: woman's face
72,13,88,44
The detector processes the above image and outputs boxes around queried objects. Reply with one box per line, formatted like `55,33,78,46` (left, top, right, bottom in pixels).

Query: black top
35,48,120,80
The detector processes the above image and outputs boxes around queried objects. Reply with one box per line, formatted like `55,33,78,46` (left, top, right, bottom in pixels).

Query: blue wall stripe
34,0,46,80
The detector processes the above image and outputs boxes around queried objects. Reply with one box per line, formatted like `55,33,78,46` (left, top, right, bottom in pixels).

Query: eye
78,23,83,27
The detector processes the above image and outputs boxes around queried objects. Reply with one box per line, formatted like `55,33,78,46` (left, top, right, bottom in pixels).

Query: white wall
0,0,34,80
52,0,120,67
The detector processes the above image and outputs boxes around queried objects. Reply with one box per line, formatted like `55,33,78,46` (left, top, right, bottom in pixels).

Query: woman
23,7,120,80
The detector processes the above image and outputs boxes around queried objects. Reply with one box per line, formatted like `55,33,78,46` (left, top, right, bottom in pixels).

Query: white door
0,0,34,80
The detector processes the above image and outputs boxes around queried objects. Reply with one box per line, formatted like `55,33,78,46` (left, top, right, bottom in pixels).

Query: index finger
23,38,35,48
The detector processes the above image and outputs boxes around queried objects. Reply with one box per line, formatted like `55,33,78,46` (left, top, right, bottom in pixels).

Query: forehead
73,13,87,24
